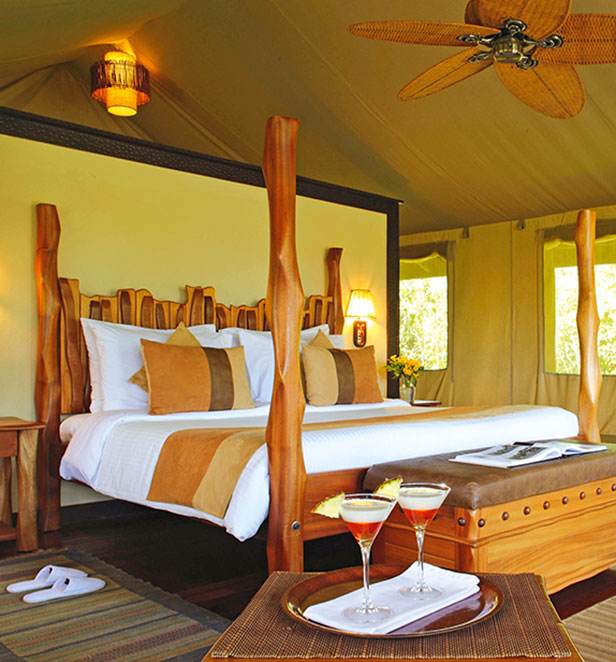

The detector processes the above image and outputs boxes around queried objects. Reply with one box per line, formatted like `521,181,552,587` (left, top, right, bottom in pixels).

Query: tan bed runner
146,405,535,517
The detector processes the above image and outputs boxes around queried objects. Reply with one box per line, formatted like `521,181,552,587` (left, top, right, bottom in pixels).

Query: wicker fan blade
475,0,571,38
494,61,584,118
347,21,495,47
398,48,493,101
464,1,483,27
537,14,616,64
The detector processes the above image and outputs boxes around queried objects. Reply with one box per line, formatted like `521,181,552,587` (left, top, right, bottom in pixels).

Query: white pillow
329,334,346,349
80,318,105,412
219,325,341,348
80,319,226,411
236,325,331,405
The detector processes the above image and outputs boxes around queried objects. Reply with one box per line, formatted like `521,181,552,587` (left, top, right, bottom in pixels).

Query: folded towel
303,563,480,635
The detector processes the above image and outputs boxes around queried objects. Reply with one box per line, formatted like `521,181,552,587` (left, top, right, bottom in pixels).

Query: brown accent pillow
141,340,255,414
130,322,200,391
302,344,383,406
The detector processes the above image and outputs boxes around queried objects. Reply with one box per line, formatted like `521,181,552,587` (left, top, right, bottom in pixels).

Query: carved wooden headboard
34,202,344,529
57,259,343,416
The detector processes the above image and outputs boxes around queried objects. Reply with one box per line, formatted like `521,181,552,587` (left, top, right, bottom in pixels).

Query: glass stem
360,542,373,611
415,526,426,589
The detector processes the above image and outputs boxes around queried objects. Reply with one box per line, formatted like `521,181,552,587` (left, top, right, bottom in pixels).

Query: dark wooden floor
3,500,616,621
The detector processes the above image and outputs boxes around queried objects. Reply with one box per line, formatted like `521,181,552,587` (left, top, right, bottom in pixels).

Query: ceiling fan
348,0,616,118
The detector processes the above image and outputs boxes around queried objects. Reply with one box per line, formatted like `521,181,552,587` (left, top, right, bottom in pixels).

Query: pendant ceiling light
90,51,150,117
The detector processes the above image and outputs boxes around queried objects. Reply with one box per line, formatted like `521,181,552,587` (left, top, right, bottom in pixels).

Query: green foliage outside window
553,265,616,375
399,276,448,370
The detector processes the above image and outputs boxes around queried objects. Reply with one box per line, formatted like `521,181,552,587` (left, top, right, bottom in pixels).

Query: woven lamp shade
90,51,150,117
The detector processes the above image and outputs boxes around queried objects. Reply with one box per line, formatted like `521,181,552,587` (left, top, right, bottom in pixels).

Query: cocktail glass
339,493,396,623
397,482,451,600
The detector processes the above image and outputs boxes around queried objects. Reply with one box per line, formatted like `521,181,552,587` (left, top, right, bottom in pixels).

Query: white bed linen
59,401,579,541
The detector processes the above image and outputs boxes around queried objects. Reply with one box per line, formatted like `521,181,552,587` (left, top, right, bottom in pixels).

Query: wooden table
202,569,584,662
204,646,583,662
0,417,43,551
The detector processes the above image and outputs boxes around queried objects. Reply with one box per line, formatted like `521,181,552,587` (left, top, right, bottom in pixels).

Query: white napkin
303,563,480,635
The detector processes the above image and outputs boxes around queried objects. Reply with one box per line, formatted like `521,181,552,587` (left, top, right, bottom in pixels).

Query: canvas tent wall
2,0,616,236
400,205,616,436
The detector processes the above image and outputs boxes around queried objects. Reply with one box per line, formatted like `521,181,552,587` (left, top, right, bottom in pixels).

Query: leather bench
364,444,616,593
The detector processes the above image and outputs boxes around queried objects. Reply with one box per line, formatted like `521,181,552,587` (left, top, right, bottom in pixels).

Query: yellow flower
385,354,423,381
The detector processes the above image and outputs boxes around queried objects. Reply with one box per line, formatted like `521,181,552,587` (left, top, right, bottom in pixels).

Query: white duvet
60,400,578,541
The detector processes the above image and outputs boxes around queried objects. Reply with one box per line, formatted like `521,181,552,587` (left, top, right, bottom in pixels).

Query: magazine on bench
450,439,607,468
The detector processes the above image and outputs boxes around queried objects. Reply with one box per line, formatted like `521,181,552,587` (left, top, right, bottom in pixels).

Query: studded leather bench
364,443,616,593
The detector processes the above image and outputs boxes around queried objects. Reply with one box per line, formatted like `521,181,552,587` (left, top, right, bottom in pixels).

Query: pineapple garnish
373,476,403,499
311,492,345,518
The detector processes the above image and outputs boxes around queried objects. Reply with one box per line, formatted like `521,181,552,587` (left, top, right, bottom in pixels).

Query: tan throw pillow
302,344,383,406
141,340,255,414
307,328,335,349
301,329,334,399
130,322,201,391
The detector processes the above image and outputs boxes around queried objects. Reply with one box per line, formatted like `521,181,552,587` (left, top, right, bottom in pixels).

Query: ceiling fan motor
460,19,563,70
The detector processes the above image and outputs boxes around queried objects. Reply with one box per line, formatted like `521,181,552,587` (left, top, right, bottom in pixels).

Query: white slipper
6,565,88,593
23,576,105,603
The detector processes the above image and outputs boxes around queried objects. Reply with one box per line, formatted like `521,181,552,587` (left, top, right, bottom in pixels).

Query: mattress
59,400,579,541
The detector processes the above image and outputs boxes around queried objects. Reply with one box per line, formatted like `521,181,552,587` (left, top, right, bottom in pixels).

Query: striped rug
0,549,230,661
565,595,616,662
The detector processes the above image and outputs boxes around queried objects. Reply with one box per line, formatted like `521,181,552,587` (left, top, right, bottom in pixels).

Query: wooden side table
203,570,584,662
0,417,43,551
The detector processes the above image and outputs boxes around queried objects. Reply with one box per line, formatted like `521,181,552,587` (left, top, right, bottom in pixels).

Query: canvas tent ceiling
2,0,616,235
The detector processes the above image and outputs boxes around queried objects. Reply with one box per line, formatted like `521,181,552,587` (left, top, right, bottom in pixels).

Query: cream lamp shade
90,51,150,117
346,289,376,347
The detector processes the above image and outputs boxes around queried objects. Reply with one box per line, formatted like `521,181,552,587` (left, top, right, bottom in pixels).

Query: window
543,231,616,375
399,252,448,370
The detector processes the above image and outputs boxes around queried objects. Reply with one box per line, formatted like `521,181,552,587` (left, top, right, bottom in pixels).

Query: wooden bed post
575,209,602,443
262,116,307,572
34,203,63,531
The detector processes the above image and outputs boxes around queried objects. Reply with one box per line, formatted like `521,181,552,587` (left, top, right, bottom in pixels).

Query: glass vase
399,381,416,404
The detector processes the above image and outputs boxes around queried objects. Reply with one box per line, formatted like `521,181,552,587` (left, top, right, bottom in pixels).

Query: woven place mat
210,572,572,659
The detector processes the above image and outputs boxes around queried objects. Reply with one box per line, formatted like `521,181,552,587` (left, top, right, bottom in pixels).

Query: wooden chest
367,445,616,593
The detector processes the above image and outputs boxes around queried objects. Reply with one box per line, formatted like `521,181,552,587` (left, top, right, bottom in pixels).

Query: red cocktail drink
339,494,395,623
397,483,451,600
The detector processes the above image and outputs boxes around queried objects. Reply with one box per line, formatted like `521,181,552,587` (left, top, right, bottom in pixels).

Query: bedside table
0,417,44,551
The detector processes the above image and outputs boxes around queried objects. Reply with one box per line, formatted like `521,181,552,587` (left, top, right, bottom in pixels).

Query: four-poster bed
34,116,604,580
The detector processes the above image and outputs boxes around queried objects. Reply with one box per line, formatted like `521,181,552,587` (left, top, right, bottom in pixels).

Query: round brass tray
281,564,503,638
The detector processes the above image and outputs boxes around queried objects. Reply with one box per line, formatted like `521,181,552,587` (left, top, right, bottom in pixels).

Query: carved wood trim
575,209,602,443
325,247,344,334
54,259,341,416
263,115,306,573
